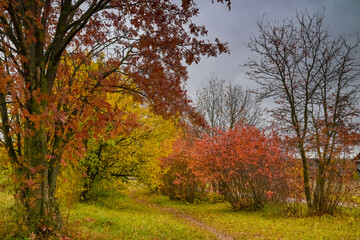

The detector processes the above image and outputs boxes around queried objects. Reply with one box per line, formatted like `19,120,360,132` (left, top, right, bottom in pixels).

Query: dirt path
129,192,235,240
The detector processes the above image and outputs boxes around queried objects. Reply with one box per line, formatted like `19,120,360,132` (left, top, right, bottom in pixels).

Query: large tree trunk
20,98,62,232
2,91,62,231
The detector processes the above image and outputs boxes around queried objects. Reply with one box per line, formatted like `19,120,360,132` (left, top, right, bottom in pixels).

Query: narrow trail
129,192,235,240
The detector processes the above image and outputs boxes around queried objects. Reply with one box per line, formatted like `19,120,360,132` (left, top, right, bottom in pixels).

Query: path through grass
1,188,360,239
145,192,360,240
129,190,234,240
64,191,218,240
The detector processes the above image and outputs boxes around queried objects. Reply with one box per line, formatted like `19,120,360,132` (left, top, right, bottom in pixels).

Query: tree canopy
0,0,231,234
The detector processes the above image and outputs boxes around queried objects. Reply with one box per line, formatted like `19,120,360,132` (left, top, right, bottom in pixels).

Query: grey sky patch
186,0,360,105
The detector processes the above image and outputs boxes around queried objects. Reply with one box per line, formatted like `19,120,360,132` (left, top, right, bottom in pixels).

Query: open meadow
1,186,360,240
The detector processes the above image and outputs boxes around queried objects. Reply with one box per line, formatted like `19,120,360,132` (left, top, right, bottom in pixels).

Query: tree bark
299,145,312,209
21,100,62,231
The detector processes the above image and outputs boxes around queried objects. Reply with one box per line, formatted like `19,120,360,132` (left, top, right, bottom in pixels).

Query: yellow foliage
0,146,11,189
56,163,84,206
56,91,180,202
101,92,180,189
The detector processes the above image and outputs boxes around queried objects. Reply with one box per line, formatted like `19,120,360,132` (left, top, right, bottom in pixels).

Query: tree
196,73,261,133
160,130,208,203
78,93,179,201
0,0,230,233
191,125,292,210
246,10,360,213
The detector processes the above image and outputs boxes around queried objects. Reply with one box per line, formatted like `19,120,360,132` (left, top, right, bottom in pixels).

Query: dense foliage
160,136,208,203
0,0,230,233
160,124,298,210
76,94,179,201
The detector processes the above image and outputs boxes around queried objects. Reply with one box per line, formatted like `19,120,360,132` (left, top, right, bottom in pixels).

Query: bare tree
196,73,261,133
246,10,360,213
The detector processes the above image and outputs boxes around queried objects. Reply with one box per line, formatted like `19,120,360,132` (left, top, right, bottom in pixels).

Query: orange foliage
161,124,302,210
0,0,231,232
160,135,208,203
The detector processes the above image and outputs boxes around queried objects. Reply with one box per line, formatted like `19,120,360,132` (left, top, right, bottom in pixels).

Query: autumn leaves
160,125,298,210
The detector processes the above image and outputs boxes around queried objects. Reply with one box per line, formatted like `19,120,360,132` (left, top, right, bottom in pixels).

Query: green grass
0,190,14,234
0,189,216,239
63,190,216,240
0,190,30,239
145,192,360,240
2,187,360,239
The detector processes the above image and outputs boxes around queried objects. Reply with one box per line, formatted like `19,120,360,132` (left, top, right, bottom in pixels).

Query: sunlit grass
64,191,216,239
0,190,14,234
151,192,360,239
1,187,360,239
146,191,360,240
0,190,30,240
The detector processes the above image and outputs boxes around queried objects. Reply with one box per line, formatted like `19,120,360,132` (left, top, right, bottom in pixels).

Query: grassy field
0,189,216,240
143,191,360,240
1,188,360,239
63,191,216,240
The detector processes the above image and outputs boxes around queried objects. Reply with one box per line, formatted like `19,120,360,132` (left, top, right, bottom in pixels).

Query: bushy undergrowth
160,125,299,210
160,138,209,203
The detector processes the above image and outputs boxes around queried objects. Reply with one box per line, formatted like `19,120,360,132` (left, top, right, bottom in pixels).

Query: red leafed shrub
191,125,293,210
160,137,208,203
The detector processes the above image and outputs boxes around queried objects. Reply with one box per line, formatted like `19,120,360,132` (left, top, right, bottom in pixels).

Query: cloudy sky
185,0,360,104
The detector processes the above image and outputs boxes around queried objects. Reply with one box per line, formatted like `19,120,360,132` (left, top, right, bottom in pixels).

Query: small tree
160,135,208,203
196,73,261,133
192,125,291,210
78,94,178,201
246,10,360,213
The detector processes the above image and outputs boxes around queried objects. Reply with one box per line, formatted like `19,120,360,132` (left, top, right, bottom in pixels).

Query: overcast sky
185,0,360,105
